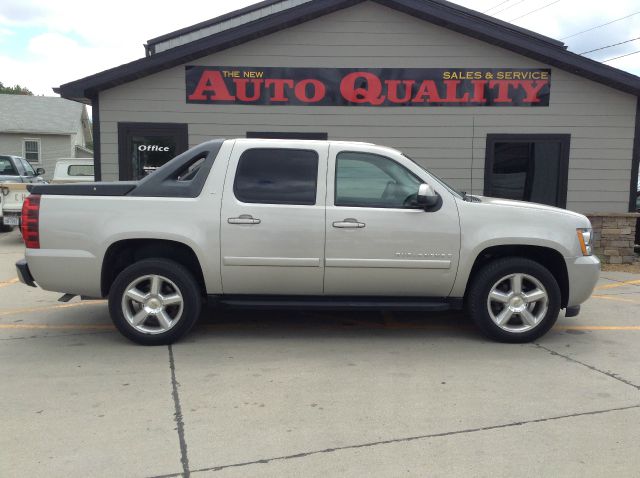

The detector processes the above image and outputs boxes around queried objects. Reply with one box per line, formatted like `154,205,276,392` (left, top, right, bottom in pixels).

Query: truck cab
0,155,45,184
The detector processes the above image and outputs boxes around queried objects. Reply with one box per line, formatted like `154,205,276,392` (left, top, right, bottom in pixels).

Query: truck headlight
576,228,593,256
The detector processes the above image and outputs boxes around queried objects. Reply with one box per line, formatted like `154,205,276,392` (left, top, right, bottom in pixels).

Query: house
0,94,93,180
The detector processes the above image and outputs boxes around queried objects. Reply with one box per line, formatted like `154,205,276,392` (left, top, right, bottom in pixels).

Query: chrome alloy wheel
121,274,184,334
486,273,549,333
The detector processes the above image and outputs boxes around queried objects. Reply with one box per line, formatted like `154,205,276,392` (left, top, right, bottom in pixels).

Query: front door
118,123,188,180
220,141,328,295
324,144,461,297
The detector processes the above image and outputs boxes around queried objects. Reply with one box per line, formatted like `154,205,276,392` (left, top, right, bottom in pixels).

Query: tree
0,82,34,95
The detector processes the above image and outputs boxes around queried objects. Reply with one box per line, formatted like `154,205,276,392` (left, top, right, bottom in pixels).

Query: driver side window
335,151,421,208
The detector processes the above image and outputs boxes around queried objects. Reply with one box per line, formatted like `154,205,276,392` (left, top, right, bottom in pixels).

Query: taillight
21,194,41,249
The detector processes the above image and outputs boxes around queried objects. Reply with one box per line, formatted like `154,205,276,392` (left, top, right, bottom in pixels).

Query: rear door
324,144,461,297
220,141,328,295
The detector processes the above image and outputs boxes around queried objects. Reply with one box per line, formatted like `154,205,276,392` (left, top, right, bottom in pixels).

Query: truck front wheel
108,258,202,345
467,257,561,343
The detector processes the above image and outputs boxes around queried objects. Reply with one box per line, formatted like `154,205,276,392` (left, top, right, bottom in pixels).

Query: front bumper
16,258,36,287
565,255,600,307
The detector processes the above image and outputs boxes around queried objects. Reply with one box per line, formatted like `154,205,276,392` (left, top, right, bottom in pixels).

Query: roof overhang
57,0,640,102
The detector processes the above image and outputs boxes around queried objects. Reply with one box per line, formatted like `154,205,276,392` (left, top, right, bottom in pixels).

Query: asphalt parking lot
1,229,639,477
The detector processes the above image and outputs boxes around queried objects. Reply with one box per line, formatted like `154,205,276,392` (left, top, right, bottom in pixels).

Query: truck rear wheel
467,257,560,343
108,259,202,345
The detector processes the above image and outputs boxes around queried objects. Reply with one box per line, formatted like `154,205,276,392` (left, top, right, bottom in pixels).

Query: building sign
185,66,551,107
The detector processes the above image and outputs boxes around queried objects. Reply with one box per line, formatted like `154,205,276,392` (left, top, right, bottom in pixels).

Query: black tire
467,257,561,343
0,224,15,233
108,258,202,345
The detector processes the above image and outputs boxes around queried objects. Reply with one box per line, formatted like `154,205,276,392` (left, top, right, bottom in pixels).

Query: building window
246,132,328,140
23,139,41,163
234,148,319,205
484,134,570,208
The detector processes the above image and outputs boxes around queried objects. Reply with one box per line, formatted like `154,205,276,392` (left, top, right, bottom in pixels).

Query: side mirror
416,183,438,208
36,168,45,176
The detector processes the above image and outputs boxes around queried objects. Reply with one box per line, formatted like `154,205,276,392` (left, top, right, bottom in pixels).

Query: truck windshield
21,159,36,176
401,153,464,199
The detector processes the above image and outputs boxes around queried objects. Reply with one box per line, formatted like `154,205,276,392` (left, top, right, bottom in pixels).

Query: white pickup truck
1,159,93,231
1,155,45,231
16,139,600,345
1,183,29,230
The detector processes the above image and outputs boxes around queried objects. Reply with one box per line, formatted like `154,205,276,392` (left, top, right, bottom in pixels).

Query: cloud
28,32,79,56
0,1,49,25
0,27,14,40
0,31,141,95
0,0,261,94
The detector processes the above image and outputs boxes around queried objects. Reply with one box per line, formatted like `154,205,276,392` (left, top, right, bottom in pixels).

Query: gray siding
99,1,637,213
0,132,71,180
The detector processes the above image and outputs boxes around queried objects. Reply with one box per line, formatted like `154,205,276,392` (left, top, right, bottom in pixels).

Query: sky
0,0,639,97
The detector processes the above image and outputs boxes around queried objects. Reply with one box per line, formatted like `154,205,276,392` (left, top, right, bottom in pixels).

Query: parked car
16,139,600,345
0,155,45,184
0,155,45,231
1,183,30,230
51,159,94,183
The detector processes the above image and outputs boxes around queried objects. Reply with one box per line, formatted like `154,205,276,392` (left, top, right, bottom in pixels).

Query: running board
211,295,462,311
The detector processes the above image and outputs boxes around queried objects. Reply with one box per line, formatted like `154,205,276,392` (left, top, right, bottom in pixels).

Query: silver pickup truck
16,139,599,345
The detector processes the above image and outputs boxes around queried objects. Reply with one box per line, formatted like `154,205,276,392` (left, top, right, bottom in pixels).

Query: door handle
228,214,261,225
332,218,365,229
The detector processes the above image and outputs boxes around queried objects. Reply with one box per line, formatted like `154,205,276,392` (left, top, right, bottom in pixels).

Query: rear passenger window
175,154,206,182
234,148,318,205
68,165,94,177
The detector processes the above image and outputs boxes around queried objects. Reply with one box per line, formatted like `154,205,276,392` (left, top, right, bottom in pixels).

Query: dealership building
58,0,639,262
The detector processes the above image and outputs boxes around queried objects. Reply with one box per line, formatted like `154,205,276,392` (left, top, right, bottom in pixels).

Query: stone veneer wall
587,213,640,264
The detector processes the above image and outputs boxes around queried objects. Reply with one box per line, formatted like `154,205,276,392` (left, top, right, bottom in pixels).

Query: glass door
118,123,188,180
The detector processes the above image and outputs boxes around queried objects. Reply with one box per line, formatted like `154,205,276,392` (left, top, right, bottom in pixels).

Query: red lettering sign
185,66,552,106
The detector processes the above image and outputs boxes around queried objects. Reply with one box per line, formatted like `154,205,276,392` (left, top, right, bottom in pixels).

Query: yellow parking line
0,323,114,330
555,325,640,331
0,277,19,288
0,322,639,332
592,294,640,304
595,279,640,290
0,300,105,318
